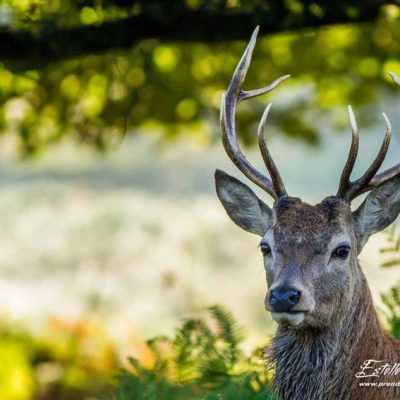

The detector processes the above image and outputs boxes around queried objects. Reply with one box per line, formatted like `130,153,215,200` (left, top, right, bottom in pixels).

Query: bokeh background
2,1,400,399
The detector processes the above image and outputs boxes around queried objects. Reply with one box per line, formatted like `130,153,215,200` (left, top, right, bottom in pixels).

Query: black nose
269,287,301,312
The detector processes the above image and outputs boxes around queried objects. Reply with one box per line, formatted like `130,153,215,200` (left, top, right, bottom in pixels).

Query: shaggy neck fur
266,264,400,400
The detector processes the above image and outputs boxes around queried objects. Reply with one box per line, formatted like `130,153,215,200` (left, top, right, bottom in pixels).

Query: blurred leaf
108,305,271,400
0,2,400,155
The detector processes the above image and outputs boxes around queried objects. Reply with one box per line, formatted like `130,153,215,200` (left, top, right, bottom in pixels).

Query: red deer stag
215,27,400,400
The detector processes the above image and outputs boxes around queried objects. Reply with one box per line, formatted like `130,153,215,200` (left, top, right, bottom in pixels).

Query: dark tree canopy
1,0,400,155
0,0,389,69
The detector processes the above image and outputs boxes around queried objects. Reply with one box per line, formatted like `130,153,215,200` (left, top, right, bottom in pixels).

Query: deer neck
267,264,385,400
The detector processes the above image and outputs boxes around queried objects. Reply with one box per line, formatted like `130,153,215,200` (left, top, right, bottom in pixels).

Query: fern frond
380,225,400,268
107,307,271,400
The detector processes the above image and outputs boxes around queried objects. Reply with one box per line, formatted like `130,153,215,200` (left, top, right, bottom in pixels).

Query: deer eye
260,242,271,256
332,245,350,260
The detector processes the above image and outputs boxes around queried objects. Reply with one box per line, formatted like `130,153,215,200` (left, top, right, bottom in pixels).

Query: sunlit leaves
153,46,181,72
60,74,81,99
1,2,400,155
126,67,146,88
80,6,100,25
0,340,34,400
176,98,198,120
0,316,119,398
383,59,400,80
356,57,380,78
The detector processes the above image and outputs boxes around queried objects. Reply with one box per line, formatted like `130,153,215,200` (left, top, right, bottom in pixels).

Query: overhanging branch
0,3,385,71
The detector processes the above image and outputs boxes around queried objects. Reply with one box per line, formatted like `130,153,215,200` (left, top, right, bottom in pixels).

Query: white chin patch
272,312,305,326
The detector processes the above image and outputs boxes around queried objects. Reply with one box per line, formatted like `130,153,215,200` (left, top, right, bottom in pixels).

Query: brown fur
215,169,400,399
266,197,400,400
215,29,400,400
267,270,400,400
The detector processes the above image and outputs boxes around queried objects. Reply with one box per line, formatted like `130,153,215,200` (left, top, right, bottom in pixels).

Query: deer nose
269,287,301,312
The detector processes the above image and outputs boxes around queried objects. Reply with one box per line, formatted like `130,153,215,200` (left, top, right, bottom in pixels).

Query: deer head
215,27,400,330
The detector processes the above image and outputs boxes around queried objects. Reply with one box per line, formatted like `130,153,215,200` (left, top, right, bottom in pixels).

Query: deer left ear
352,175,400,248
215,169,273,236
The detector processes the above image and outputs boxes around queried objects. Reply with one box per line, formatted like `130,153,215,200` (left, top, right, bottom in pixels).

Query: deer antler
337,81,395,201
337,106,360,198
355,71,400,193
221,26,290,200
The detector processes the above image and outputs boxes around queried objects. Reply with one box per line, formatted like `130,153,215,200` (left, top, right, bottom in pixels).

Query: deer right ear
352,175,400,248
214,169,273,236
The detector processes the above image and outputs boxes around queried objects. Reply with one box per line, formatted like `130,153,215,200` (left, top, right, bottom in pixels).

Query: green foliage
381,287,400,339
380,225,400,338
0,316,118,399
1,2,400,155
108,306,272,400
380,225,400,268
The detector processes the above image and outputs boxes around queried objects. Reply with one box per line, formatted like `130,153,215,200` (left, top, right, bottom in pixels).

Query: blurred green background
1,0,400,399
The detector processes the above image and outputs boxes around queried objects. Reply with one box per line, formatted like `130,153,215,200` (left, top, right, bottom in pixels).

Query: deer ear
353,175,400,247
214,169,273,236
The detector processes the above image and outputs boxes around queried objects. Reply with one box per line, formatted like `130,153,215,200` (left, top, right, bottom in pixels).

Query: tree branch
1,2,385,71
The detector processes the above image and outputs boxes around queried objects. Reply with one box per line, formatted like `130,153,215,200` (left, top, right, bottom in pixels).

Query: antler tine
343,112,392,201
356,72,400,193
240,74,291,102
221,26,290,200
221,95,276,197
335,72,400,199
337,106,360,198
258,103,288,198
388,71,400,86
